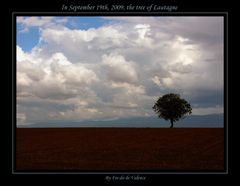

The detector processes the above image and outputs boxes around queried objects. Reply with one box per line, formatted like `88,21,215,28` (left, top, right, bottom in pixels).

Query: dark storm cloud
189,90,224,108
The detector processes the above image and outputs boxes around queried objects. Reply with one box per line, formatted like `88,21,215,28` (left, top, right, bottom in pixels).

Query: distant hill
18,113,224,128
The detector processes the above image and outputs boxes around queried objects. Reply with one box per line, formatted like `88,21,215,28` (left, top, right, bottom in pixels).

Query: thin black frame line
12,12,228,174
12,12,228,16
12,12,17,174
224,13,228,173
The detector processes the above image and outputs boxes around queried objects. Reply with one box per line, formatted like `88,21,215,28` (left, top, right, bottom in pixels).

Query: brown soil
16,128,224,171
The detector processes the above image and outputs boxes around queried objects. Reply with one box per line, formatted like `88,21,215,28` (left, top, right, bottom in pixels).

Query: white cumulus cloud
102,53,138,84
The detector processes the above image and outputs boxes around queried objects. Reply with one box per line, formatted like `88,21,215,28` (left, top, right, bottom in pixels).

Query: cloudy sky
16,16,224,125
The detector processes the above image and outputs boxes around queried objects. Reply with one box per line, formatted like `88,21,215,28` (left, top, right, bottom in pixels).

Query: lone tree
152,93,192,128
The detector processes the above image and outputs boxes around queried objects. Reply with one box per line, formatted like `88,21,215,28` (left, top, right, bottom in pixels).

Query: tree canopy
152,93,192,128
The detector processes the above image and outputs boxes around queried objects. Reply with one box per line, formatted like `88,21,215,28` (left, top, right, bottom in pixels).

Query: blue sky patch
66,17,110,30
17,24,39,52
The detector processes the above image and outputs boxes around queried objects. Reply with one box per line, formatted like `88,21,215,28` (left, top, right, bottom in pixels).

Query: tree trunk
170,120,174,128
